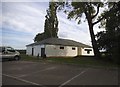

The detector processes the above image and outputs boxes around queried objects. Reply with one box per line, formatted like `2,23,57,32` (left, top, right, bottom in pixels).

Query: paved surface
2,60,119,86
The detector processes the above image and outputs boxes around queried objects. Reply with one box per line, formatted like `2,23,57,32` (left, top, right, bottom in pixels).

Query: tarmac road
2,60,119,87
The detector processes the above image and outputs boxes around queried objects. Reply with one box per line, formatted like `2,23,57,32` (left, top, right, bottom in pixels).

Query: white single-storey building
26,38,94,57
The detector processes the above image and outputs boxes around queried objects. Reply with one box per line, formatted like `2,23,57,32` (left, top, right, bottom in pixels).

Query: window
7,47,15,52
84,49,92,54
72,47,75,50
60,47,64,49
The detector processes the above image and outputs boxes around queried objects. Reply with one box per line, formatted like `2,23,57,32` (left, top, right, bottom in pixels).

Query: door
32,48,34,56
41,48,45,57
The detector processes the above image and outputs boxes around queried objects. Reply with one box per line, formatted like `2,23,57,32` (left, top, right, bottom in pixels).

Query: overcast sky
1,0,104,49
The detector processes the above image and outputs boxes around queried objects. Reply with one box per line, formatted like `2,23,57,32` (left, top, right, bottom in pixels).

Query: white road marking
59,68,89,87
18,66,56,77
2,74,46,87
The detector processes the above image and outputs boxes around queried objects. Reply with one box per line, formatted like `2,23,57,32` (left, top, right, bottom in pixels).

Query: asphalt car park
2,60,119,86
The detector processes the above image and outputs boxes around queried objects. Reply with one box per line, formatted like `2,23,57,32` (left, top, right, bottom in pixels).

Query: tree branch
83,3,89,20
93,16,104,25
93,2,117,26
92,4,100,19
93,7,113,26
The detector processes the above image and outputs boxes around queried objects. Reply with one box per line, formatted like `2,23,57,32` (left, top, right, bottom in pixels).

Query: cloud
2,2,94,49
2,2,47,34
2,2,49,49
1,28,34,49
58,12,91,46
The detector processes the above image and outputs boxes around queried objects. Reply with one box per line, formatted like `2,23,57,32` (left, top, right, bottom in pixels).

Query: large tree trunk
85,9,101,58
88,22,100,58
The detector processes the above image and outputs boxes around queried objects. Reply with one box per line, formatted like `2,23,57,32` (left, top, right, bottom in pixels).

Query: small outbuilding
26,38,94,57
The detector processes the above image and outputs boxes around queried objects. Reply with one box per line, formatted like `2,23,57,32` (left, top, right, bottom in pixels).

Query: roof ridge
26,37,91,48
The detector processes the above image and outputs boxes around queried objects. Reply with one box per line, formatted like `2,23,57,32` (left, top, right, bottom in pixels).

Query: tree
96,2,120,62
61,2,110,58
34,2,59,42
34,33,45,42
44,2,59,38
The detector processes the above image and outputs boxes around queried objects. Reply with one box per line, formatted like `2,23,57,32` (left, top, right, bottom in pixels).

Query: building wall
77,47,82,55
34,45,45,56
26,45,45,56
26,44,94,57
45,45,78,57
34,45,41,56
26,46,33,55
81,48,94,56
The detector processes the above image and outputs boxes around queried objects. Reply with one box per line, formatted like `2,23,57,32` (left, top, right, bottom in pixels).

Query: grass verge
20,54,118,68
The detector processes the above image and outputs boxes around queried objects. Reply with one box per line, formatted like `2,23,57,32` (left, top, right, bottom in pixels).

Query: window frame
60,46,64,49
72,47,76,50
84,49,92,54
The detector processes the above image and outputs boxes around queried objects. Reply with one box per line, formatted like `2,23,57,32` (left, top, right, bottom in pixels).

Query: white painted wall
26,45,45,56
34,45,45,56
45,45,78,57
81,48,94,56
26,46,33,55
26,44,94,57
34,45,41,56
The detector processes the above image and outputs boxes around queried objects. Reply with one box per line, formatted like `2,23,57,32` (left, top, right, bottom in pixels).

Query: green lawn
20,54,118,68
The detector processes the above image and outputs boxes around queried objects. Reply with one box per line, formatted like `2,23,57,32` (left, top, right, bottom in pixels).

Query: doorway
41,48,45,57
32,48,34,56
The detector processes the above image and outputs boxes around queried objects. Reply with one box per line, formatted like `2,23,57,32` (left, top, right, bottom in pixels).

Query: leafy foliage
96,1,120,62
63,2,106,58
44,2,59,39
34,33,45,42
34,2,60,42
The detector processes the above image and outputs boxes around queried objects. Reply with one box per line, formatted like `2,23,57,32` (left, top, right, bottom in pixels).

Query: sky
1,0,104,49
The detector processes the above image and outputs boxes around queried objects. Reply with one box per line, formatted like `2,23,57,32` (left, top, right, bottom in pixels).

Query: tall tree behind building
44,2,58,39
34,2,58,42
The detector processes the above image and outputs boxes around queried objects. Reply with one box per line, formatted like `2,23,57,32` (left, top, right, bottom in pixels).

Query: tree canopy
44,2,59,39
61,2,108,58
34,2,59,42
96,1,120,62
34,33,45,42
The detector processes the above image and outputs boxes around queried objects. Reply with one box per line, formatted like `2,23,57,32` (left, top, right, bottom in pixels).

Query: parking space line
2,74,46,87
59,68,89,87
18,66,56,78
